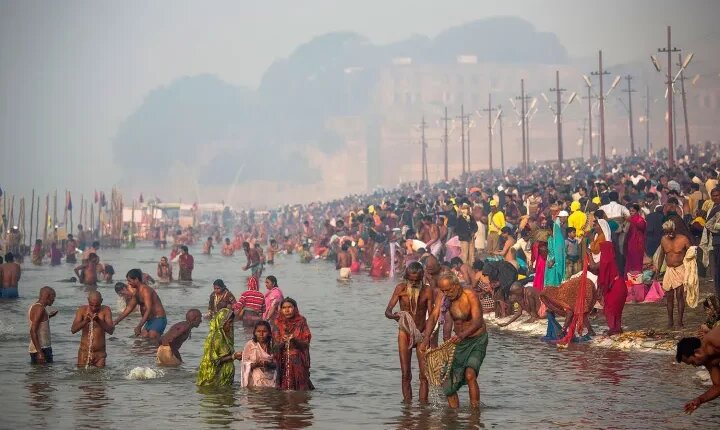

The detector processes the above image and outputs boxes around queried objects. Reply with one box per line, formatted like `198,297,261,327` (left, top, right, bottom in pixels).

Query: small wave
126,366,165,380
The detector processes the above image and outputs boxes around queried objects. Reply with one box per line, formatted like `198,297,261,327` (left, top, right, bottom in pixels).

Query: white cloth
397,311,423,348
240,340,276,388
600,202,630,219
28,303,51,353
475,221,486,250
684,246,699,309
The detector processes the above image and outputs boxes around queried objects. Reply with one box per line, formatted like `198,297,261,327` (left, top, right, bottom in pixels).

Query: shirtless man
496,283,542,326
494,227,517,268
449,257,473,287
29,287,57,364
267,239,279,264
222,238,235,256
0,252,21,298
202,237,213,255
336,242,352,280
385,262,435,403
419,215,441,257
420,272,488,409
74,253,99,287
71,290,114,368
242,241,262,279
657,220,691,328
114,269,168,339
676,326,720,413
156,309,202,366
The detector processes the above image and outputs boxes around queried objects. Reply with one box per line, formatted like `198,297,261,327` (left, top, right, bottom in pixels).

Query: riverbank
486,278,715,354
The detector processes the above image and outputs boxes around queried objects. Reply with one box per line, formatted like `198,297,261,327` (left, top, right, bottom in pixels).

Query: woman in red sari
623,204,646,274
274,297,314,390
596,219,627,335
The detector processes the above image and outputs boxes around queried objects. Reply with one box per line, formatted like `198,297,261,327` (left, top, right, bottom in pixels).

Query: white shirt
599,201,629,219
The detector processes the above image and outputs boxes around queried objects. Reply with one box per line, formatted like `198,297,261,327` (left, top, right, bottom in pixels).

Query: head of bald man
422,254,441,276
38,287,56,306
87,290,103,313
186,309,203,327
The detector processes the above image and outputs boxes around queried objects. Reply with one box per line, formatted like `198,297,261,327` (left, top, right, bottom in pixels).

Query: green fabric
443,332,489,396
196,308,235,386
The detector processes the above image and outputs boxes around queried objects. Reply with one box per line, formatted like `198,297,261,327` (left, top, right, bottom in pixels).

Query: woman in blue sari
544,215,567,287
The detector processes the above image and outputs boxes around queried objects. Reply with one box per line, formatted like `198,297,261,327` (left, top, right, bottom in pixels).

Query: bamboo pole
44,194,49,242
19,198,25,253
90,203,95,240
29,189,35,248
53,191,57,230
64,190,68,231
35,195,40,248
79,194,84,229
9,195,15,228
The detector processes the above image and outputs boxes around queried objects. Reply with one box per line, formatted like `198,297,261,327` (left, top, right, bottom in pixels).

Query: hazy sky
1,0,719,200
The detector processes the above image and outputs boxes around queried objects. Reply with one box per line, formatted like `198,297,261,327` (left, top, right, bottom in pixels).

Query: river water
0,244,718,429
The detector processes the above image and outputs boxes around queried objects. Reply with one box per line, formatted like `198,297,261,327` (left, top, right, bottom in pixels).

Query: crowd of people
8,143,720,412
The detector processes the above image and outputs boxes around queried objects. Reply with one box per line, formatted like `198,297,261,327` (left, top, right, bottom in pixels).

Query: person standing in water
114,269,168,339
176,246,194,281
420,272,488,409
74,253,99,287
157,256,172,283
28,287,57,364
71,290,114,368
156,309,202,366
242,241,263,279
336,242,352,280
202,237,214,255
1,252,22,298
384,262,435,403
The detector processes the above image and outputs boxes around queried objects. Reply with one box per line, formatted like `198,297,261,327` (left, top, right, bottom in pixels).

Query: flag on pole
139,193,144,204
94,190,99,204
67,192,73,211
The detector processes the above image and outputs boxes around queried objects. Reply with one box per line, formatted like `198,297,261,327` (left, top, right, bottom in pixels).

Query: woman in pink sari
596,219,627,335
532,241,548,292
623,204,646,274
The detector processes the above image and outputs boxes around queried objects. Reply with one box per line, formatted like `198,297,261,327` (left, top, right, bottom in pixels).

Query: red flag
67,192,73,211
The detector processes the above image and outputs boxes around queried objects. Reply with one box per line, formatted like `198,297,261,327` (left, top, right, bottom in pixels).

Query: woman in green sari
196,308,235,386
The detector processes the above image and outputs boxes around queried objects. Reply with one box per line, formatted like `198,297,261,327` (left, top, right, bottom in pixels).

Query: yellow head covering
570,201,581,212
592,197,601,205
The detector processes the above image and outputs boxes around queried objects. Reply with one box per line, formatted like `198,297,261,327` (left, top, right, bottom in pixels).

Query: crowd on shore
5,143,720,411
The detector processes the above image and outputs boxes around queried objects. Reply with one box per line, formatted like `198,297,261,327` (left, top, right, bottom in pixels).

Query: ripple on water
0,245,718,429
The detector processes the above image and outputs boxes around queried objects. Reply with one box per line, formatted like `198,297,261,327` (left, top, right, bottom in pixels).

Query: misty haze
2,1,720,429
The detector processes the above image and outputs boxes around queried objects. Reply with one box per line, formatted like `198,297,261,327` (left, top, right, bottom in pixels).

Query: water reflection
25,366,55,414
75,381,111,429
239,389,314,429
198,385,237,428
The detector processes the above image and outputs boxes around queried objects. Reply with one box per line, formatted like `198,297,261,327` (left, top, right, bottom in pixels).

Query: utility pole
498,105,505,175
623,75,637,155
457,105,470,175
579,118,587,160
516,79,529,175
467,123,472,172
420,116,428,182
644,85,651,152
550,70,565,163
658,25,680,167
591,50,610,173
583,83,595,158
442,107,450,181
483,94,496,172
677,53,691,151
